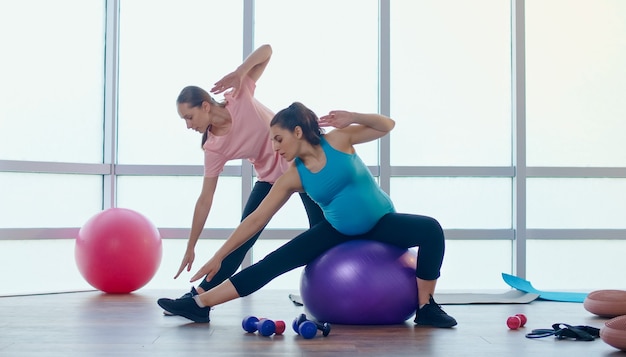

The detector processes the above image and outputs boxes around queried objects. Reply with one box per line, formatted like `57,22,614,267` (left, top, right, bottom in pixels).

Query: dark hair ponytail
270,102,324,145
176,86,226,148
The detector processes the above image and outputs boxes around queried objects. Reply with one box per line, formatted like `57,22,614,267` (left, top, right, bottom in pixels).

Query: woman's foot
414,295,457,328
157,295,210,323
162,287,199,316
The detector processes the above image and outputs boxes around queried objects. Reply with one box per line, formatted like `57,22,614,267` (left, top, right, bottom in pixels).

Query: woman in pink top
162,45,324,320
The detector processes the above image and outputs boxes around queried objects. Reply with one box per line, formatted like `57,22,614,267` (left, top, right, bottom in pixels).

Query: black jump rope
525,323,600,341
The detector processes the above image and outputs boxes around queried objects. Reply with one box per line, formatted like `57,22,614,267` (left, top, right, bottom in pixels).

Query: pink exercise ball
75,208,162,294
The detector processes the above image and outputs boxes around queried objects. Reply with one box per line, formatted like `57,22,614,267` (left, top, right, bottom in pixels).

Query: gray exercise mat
289,289,539,307
434,289,539,304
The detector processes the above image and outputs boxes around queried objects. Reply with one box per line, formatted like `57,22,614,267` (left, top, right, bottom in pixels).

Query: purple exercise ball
300,240,418,325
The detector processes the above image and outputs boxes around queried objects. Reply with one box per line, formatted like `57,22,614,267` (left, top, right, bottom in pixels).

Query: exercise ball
300,240,418,325
584,290,626,318
75,208,162,294
601,315,626,351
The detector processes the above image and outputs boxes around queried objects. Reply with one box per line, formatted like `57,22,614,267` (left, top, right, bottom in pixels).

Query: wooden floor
0,289,622,356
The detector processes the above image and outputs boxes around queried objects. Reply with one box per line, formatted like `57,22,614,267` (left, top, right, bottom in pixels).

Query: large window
0,0,105,163
389,0,512,289
255,0,380,165
0,173,102,228
390,0,512,167
0,0,107,295
525,0,626,289
528,178,626,229
2,0,626,295
116,176,242,228
117,0,243,165
526,0,626,167
392,177,511,229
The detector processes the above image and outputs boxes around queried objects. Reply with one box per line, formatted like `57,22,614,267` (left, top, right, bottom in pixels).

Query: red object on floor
507,316,522,330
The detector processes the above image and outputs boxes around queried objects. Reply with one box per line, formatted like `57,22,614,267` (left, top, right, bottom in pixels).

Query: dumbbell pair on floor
293,313,331,339
242,313,331,339
242,316,286,336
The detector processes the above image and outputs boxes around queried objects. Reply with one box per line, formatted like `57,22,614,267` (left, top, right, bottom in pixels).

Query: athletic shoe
157,296,210,323
162,287,199,316
414,295,457,328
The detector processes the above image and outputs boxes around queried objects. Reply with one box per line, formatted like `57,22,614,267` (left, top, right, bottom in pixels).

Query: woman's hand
210,45,272,99
174,248,196,279
322,111,395,147
318,110,354,129
211,70,244,98
190,256,223,283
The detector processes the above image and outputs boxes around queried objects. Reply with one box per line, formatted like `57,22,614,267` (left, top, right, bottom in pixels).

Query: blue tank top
295,136,395,235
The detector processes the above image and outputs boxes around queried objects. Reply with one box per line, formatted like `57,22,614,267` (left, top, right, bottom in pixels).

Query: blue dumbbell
242,315,277,337
292,313,331,339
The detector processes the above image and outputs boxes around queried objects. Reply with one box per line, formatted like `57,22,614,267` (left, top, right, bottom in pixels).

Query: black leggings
230,212,446,297
198,181,325,291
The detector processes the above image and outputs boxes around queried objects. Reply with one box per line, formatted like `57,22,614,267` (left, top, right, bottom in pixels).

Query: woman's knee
428,216,445,240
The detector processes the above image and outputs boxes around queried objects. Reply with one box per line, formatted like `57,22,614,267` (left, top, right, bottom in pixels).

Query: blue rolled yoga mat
502,273,588,303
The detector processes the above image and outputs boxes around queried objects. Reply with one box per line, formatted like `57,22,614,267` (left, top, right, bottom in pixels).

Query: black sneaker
157,296,210,323
163,287,199,316
414,295,457,328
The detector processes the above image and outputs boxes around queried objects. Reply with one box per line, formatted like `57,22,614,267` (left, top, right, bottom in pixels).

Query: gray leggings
230,212,446,297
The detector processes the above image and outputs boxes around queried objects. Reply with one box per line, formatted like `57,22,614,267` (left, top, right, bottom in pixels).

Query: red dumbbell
506,314,527,330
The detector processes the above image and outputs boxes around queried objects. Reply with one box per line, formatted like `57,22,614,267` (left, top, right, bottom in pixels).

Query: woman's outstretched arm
211,44,273,97
189,166,302,283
